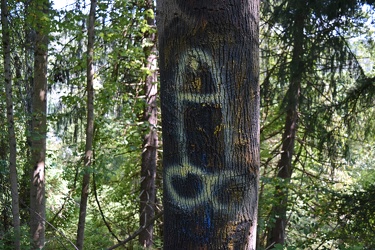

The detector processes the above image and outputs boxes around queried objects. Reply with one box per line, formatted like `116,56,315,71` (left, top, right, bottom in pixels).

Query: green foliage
272,243,298,250
44,0,160,248
0,225,31,250
258,0,375,249
334,184,375,249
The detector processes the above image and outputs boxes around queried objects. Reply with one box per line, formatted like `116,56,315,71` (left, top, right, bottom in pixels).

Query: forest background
0,0,375,249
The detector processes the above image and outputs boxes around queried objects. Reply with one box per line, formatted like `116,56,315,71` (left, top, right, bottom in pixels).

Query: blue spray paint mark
201,153,207,167
178,204,214,244
203,204,211,229
202,204,214,243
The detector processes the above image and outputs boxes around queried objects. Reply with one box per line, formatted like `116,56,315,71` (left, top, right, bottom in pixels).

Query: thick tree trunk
139,0,158,248
76,0,96,249
1,1,21,248
30,1,49,249
266,2,305,248
157,0,260,249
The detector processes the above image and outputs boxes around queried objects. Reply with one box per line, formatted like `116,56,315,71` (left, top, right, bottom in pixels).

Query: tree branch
106,211,163,250
92,171,121,242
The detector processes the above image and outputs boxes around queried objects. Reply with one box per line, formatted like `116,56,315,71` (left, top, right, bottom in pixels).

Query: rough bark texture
266,2,305,247
139,0,158,247
157,0,260,249
1,0,21,248
30,1,49,248
76,0,97,249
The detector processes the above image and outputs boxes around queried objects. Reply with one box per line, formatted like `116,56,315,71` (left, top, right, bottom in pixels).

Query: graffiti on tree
164,48,255,215
166,162,254,213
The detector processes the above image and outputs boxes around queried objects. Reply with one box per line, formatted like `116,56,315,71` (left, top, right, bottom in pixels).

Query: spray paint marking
165,163,248,212
164,48,251,213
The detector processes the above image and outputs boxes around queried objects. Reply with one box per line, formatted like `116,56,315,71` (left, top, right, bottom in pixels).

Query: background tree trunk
30,0,49,249
1,0,21,248
0,140,11,244
139,0,158,247
19,1,35,224
157,0,260,249
76,0,97,249
266,2,305,247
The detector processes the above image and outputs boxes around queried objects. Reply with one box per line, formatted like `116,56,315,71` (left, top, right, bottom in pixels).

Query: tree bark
76,0,97,249
139,0,158,248
266,2,305,248
30,1,49,249
19,1,35,225
157,0,260,249
1,0,21,248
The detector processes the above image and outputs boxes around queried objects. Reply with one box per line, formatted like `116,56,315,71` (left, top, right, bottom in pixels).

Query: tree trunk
30,1,49,249
266,2,305,248
76,0,97,249
1,1,21,248
139,0,158,248
0,140,10,241
157,0,260,249
20,1,35,224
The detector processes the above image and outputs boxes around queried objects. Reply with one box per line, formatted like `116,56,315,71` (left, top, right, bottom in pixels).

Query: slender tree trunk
20,1,35,223
1,1,20,248
76,0,97,249
139,0,158,247
266,3,305,248
157,0,260,249
30,0,49,249
30,1,49,248
0,140,10,241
